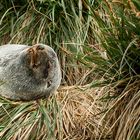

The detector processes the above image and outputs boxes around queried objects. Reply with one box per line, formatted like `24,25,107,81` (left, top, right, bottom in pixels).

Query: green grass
0,0,140,139
0,96,63,140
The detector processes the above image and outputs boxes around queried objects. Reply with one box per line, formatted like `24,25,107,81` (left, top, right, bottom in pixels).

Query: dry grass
0,86,110,140
0,1,140,139
101,82,140,140
0,84,140,140
57,86,110,140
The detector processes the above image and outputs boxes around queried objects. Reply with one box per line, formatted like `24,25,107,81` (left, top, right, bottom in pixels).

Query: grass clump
0,0,140,139
0,86,108,140
79,1,140,139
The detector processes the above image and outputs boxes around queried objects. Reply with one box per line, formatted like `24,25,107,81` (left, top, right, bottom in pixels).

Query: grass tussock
0,0,140,139
101,82,140,140
0,86,110,140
